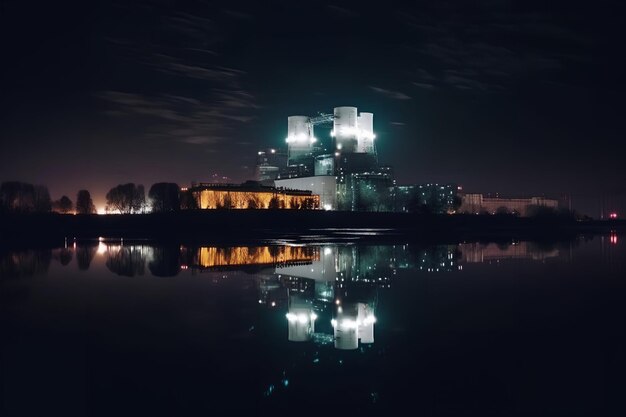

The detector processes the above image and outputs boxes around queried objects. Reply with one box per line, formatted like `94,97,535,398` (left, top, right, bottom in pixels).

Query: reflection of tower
331,302,376,350
286,295,317,342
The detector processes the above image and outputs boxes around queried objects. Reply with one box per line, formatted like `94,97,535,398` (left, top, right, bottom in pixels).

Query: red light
609,213,617,219
610,234,618,245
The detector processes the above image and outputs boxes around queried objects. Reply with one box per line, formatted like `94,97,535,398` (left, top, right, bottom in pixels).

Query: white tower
357,112,375,154
286,115,317,164
332,106,358,153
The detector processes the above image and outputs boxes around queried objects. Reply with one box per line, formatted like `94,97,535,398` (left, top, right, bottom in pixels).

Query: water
1,235,624,416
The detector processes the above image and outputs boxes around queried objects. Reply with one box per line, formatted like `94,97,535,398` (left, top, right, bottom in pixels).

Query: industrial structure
248,105,562,214
255,106,459,212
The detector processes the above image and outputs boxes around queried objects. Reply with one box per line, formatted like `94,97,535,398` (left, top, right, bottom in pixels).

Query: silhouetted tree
33,185,51,212
302,198,317,210
106,183,145,214
180,190,198,210
53,196,73,214
76,190,96,214
0,182,50,213
289,197,301,209
222,193,233,209
268,196,280,209
149,183,180,212
247,198,259,209
0,181,35,212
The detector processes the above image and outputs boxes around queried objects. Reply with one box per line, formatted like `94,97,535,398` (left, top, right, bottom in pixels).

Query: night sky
1,0,625,215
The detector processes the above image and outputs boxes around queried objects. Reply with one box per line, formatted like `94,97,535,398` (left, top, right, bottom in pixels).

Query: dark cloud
369,86,411,100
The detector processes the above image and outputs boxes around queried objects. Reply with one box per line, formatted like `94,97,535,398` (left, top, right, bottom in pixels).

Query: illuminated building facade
190,182,320,210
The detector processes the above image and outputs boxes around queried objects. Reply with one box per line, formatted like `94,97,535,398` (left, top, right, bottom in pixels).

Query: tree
149,183,180,212
106,183,145,214
247,198,259,209
180,190,198,210
222,193,233,209
0,181,35,212
268,196,280,209
53,195,73,214
76,190,96,214
33,185,51,212
0,182,51,213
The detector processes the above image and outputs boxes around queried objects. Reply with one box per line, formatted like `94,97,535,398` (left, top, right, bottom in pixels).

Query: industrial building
257,106,401,211
189,182,319,210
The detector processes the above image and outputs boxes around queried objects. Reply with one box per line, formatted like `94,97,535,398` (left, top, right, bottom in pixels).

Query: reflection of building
286,295,317,342
459,194,558,216
190,182,320,210
459,242,560,263
332,302,376,350
194,246,319,270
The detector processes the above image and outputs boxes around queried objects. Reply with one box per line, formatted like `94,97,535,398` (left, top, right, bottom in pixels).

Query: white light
330,130,335,137
324,247,332,255
331,319,337,327
271,301,276,307
297,314,308,324
341,319,358,329
337,144,342,150
97,242,107,255
323,204,332,211
270,149,275,153
286,313,297,322
310,313,318,321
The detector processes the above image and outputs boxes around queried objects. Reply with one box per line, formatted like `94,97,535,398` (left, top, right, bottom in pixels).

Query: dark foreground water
1,234,625,416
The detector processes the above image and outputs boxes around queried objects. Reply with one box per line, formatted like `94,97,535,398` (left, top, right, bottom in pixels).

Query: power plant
258,106,394,211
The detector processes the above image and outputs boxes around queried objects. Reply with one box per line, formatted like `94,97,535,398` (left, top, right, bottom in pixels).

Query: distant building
459,194,558,216
394,183,459,214
190,182,319,210
255,148,287,184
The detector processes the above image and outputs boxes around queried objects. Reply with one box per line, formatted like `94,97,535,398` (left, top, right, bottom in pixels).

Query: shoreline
1,211,623,247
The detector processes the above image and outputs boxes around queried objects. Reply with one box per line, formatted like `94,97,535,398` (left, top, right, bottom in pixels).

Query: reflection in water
459,241,559,263
0,249,51,278
76,242,97,270
193,246,318,269
53,248,73,266
105,245,148,277
149,245,181,277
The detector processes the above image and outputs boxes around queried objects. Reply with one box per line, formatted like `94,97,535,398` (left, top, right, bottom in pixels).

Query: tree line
2,181,324,214
0,182,96,214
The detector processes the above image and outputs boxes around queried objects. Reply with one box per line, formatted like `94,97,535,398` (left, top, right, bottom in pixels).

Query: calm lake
1,234,624,416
